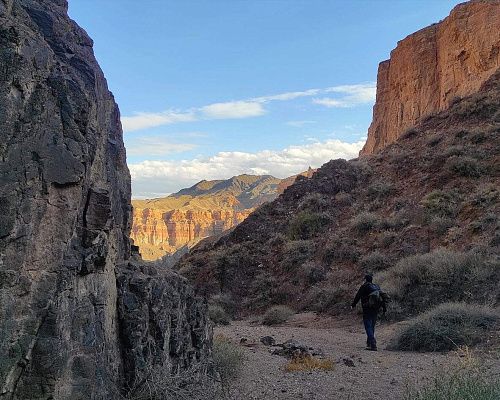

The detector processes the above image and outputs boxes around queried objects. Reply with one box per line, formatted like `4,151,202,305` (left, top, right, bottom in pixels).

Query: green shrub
288,211,330,240
428,216,454,236
359,251,391,272
471,213,498,233
366,181,394,200
421,190,461,217
392,303,499,352
472,184,499,207
262,305,294,325
208,305,230,326
298,193,330,211
213,335,245,390
350,212,380,234
447,156,485,177
282,240,314,271
322,237,360,264
376,249,499,316
405,361,500,400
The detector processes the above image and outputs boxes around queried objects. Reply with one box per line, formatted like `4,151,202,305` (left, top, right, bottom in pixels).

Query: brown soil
216,313,500,400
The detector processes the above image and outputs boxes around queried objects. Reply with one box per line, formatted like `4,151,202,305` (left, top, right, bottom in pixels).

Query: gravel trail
216,313,499,400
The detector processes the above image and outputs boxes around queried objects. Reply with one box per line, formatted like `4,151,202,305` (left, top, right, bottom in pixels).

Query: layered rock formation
0,1,211,398
132,174,281,260
361,0,500,154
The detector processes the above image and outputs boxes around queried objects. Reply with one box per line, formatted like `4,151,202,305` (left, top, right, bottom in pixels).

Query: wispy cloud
313,83,376,108
126,136,198,157
129,138,364,198
287,120,317,127
121,82,376,132
121,111,195,132
200,101,265,119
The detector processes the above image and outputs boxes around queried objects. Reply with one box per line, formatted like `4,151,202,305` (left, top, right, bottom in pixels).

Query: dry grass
284,355,334,372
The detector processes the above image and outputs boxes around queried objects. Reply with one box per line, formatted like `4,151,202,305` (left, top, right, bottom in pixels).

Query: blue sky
68,0,462,198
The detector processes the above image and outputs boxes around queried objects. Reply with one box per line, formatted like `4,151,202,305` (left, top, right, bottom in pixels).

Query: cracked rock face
0,0,212,398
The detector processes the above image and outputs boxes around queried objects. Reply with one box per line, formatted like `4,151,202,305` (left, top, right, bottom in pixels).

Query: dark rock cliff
0,0,211,398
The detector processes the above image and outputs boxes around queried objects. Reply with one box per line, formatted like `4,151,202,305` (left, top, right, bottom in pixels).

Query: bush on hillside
376,249,499,316
447,156,485,177
298,193,330,211
366,181,394,200
350,212,380,234
358,251,391,272
262,305,294,325
421,190,461,217
208,305,230,326
322,237,360,264
288,210,330,240
428,216,455,236
472,184,499,207
391,303,499,352
282,240,315,271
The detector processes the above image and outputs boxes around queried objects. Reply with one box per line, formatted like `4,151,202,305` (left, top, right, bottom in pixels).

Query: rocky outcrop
361,0,500,155
0,1,211,399
277,167,316,194
131,175,281,260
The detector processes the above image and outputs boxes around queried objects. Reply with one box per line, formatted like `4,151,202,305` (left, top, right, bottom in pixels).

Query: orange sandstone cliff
361,0,500,155
131,175,280,260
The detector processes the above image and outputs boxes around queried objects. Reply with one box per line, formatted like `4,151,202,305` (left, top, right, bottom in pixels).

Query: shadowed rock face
361,0,500,155
0,0,211,398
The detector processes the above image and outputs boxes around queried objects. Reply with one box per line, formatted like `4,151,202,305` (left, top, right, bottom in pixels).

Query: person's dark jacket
351,282,386,314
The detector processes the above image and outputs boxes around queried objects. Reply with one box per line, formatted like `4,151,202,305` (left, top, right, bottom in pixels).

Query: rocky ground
216,313,500,400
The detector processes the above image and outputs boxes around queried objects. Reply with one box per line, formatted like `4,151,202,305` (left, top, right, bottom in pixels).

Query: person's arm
351,286,363,308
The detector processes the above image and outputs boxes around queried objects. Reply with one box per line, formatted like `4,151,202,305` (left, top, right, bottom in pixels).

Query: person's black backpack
367,284,390,311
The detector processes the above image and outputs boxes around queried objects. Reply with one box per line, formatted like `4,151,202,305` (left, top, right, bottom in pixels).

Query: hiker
350,274,387,351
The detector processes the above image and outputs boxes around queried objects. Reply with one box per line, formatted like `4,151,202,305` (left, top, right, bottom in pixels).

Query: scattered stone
260,336,276,346
343,357,356,367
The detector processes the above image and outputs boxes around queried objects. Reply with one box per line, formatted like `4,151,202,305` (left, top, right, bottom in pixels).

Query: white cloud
121,111,195,132
126,136,197,157
129,138,364,198
200,101,265,119
314,83,377,108
121,82,376,132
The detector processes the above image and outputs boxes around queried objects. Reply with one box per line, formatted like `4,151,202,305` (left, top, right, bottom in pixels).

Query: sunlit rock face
361,0,500,155
131,174,282,260
0,1,211,398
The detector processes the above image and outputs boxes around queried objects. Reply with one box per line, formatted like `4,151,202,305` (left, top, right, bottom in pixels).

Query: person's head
364,274,373,283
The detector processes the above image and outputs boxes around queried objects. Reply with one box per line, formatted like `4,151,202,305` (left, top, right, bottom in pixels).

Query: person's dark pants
363,311,378,349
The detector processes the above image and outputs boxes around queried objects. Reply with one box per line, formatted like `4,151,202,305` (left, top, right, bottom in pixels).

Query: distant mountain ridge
131,174,286,260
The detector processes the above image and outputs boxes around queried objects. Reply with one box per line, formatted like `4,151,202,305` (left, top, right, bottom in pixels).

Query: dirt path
215,312,497,400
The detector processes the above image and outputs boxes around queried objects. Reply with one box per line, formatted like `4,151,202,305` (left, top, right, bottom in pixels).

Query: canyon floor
216,313,500,400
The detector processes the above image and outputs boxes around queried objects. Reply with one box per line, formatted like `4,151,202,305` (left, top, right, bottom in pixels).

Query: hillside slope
177,70,500,316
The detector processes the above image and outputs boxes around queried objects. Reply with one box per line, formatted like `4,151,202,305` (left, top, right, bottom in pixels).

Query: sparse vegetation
421,190,461,217
208,305,231,325
285,355,334,372
367,181,394,200
213,335,245,390
350,212,380,234
262,305,294,325
282,240,315,271
376,249,500,316
359,251,391,272
391,302,499,352
404,350,500,399
447,156,485,177
288,210,330,240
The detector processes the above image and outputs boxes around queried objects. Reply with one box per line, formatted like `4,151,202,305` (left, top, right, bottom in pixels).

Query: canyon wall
131,174,282,260
0,1,211,398
361,0,500,154
132,208,251,260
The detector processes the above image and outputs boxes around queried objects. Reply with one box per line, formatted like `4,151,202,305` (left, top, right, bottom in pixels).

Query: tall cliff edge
0,1,211,398
361,0,500,155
